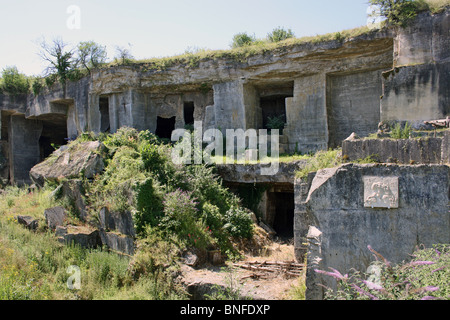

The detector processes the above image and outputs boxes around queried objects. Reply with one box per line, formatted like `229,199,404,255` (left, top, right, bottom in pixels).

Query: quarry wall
298,163,449,300
0,9,448,185
0,7,449,301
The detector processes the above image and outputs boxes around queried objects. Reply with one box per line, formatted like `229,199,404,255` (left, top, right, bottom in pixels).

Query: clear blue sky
0,0,375,76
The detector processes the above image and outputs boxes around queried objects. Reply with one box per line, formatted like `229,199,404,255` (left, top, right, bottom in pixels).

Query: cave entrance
184,102,195,126
99,95,110,133
38,114,68,161
268,192,295,239
260,95,288,132
155,116,176,139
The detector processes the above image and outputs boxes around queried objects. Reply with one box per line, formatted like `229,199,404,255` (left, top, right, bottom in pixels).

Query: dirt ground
180,227,305,300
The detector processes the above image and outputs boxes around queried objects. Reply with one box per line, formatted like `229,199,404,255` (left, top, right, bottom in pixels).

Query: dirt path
180,240,305,300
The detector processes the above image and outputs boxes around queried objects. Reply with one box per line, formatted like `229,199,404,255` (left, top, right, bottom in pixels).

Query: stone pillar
243,83,261,130
109,93,121,133
213,81,246,132
285,74,328,153
87,93,101,134
129,90,152,132
383,10,450,123
8,115,42,185
67,103,79,139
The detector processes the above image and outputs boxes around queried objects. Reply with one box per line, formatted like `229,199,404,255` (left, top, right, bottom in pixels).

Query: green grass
0,184,187,300
295,149,343,181
104,25,374,72
100,1,448,72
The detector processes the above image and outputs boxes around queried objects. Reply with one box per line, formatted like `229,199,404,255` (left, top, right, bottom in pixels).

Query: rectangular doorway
268,192,295,239
184,101,195,126
155,116,176,139
99,96,110,133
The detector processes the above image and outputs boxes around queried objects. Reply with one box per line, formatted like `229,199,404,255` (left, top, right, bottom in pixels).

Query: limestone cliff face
0,8,448,185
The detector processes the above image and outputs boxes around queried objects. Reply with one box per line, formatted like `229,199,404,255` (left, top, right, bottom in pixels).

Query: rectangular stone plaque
363,176,399,209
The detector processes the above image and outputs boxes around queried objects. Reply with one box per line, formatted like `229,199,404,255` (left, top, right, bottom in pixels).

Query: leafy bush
160,189,214,249
0,66,30,95
390,122,411,139
317,244,449,300
134,177,164,235
267,27,295,43
76,41,108,73
31,77,44,95
231,32,256,48
180,165,239,215
266,114,285,132
369,0,430,26
223,206,254,239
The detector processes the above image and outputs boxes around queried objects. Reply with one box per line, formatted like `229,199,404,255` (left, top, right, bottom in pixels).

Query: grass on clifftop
106,1,450,72
106,25,375,71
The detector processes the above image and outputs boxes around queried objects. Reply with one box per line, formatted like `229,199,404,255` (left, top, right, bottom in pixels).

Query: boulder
56,226,101,249
98,207,135,237
44,206,67,230
61,179,88,221
99,231,135,255
16,215,39,231
29,141,105,187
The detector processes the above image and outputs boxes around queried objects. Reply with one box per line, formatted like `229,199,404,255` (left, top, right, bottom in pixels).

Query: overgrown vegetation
295,149,343,181
267,27,295,43
0,127,262,300
317,244,449,300
370,0,429,26
80,128,255,253
390,122,412,139
0,66,30,95
370,0,449,26
0,185,186,300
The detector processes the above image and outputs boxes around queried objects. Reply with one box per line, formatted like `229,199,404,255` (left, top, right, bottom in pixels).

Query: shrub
102,126,140,151
390,122,411,139
231,32,256,48
0,66,30,95
369,0,430,26
90,145,147,212
134,177,164,235
317,244,449,300
223,206,254,239
160,189,214,249
31,77,45,95
267,27,295,43
180,165,239,215
266,114,285,132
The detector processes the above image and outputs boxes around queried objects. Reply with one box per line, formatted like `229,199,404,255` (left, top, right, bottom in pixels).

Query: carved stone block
363,176,399,209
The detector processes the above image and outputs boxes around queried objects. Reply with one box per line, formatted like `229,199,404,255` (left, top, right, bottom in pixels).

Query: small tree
267,27,295,43
0,66,30,95
369,0,429,26
231,32,256,48
114,44,134,65
76,41,108,73
38,37,75,86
